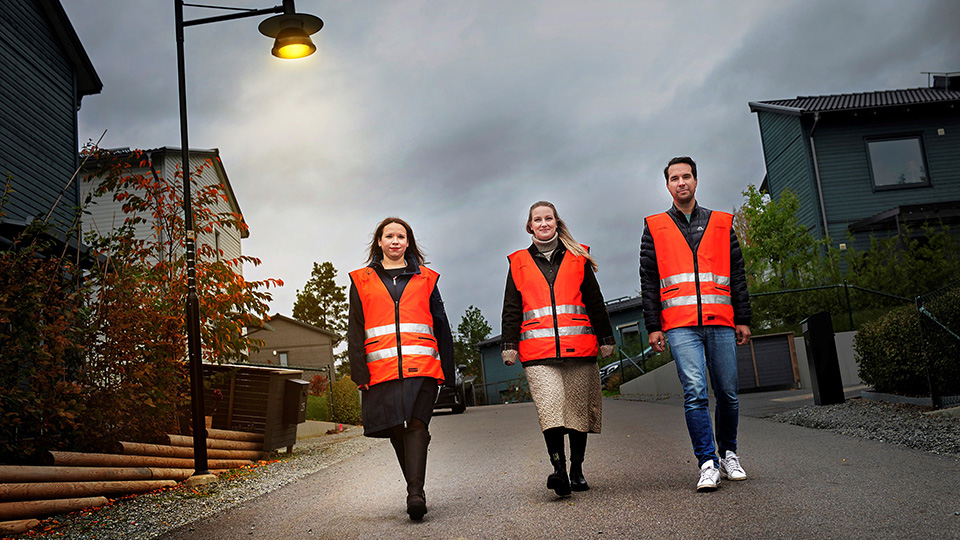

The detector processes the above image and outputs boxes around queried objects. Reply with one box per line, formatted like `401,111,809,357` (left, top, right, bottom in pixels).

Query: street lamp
175,0,322,476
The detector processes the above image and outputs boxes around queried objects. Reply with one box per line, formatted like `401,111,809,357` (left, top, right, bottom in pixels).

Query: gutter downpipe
808,112,830,241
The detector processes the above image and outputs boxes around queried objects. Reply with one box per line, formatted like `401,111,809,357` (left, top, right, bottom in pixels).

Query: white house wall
81,149,243,275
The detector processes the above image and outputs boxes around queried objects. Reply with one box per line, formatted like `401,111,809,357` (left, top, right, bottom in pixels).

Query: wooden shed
201,363,308,453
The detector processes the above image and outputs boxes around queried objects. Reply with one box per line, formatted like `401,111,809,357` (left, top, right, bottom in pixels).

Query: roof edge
748,101,805,116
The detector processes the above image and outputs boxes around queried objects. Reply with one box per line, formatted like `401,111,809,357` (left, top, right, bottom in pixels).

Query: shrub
330,378,361,425
604,372,623,393
854,305,927,395
0,243,89,461
855,287,960,398
305,394,331,422
308,374,329,396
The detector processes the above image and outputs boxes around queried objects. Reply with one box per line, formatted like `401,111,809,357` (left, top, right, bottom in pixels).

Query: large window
866,135,930,190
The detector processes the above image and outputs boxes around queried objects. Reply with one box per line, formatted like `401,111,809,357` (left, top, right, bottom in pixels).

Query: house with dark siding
1,0,102,252
748,74,960,253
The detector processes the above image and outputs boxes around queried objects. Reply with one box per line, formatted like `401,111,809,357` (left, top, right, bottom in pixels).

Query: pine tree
454,305,491,383
292,261,348,336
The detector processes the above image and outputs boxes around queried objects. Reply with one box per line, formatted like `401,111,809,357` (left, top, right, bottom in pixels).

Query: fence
750,281,912,334
754,281,959,407
916,280,960,408
477,375,531,405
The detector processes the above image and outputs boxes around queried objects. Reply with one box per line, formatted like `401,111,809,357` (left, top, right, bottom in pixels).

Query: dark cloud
64,0,951,336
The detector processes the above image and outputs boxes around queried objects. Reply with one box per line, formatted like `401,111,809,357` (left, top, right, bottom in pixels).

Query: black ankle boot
547,451,572,496
569,459,589,491
543,428,571,497
568,430,589,491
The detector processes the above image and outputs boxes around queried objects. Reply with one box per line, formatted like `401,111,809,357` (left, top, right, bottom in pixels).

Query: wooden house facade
0,0,102,251
245,314,340,382
748,74,960,253
80,147,247,269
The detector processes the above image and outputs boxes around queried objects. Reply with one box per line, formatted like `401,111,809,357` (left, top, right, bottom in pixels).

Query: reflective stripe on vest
647,211,735,331
508,247,599,363
348,266,444,386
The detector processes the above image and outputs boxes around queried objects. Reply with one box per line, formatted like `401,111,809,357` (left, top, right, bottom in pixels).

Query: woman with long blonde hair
500,201,615,497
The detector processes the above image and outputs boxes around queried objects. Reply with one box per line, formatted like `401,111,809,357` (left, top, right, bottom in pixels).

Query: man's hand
649,331,665,353
600,344,615,358
502,349,518,366
735,325,751,345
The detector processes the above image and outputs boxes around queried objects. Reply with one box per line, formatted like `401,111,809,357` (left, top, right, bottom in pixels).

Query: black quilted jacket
638,203,751,333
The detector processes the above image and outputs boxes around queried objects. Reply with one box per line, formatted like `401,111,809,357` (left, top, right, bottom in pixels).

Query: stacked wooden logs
0,428,265,535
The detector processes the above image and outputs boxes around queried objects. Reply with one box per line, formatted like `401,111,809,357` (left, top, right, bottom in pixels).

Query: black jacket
501,244,615,365
639,203,751,333
348,255,455,387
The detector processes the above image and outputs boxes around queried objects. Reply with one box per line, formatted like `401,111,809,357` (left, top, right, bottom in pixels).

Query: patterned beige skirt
525,361,602,433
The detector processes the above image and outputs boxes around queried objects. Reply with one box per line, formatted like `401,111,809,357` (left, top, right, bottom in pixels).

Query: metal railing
916,280,960,408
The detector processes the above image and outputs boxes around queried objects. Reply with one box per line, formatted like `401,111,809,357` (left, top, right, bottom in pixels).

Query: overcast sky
64,0,958,339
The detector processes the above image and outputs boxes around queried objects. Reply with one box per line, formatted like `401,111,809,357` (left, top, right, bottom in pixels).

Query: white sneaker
720,450,747,481
697,460,720,492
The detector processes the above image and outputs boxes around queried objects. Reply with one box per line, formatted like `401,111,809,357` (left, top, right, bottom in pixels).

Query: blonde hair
526,201,598,272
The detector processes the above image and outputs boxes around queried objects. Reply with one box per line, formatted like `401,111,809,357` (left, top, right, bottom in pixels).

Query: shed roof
749,87,960,116
247,313,341,340
604,296,643,315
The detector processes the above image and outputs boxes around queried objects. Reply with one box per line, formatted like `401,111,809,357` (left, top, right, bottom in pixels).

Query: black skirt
361,377,438,438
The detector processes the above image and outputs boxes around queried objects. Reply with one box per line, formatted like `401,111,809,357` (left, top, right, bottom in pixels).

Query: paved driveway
161,396,959,539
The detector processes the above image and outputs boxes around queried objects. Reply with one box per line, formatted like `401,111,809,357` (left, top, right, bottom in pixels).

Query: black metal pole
174,0,314,475
176,0,210,476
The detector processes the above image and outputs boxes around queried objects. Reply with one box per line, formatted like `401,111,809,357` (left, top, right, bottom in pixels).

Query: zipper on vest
393,275,403,381
676,211,705,327
549,282,561,358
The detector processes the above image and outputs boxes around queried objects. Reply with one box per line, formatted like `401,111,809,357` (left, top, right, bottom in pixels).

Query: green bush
854,304,927,395
855,286,960,397
306,394,331,422
330,378,362,425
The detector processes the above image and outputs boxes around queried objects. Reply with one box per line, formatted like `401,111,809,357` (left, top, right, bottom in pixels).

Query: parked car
434,363,468,414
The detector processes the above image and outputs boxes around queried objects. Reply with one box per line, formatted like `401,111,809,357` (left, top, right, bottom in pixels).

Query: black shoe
406,493,427,520
547,452,572,497
569,461,589,492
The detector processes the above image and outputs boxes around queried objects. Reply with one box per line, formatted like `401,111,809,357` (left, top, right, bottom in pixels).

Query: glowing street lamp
175,0,321,477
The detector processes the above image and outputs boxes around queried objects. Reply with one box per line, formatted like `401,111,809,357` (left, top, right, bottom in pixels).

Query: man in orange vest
639,156,752,492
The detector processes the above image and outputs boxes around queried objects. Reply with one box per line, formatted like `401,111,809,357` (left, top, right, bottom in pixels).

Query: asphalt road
160,394,959,539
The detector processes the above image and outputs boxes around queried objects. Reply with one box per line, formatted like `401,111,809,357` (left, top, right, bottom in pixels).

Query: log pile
0,427,266,535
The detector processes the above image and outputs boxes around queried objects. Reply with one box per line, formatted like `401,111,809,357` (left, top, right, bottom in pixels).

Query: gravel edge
13,427,380,540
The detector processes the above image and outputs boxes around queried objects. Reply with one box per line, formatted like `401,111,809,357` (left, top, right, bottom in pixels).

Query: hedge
855,286,960,398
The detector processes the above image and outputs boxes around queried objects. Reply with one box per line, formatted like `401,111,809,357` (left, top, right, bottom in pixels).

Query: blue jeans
666,326,739,468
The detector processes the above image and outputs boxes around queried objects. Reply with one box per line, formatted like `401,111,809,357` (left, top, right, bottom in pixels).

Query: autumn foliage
0,147,281,462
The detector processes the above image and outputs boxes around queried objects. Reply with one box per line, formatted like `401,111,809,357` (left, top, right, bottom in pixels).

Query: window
279,352,289,366
866,135,930,190
618,322,641,348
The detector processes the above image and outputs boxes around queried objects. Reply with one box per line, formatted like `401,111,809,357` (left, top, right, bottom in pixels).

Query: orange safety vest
349,266,444,386
508,247,599,363
646,211,735,331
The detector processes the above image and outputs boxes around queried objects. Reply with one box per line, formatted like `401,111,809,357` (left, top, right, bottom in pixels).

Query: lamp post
175,0,322,476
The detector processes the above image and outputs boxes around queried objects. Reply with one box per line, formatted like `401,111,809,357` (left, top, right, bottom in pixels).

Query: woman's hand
501,349,518,366
358,383,369,391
